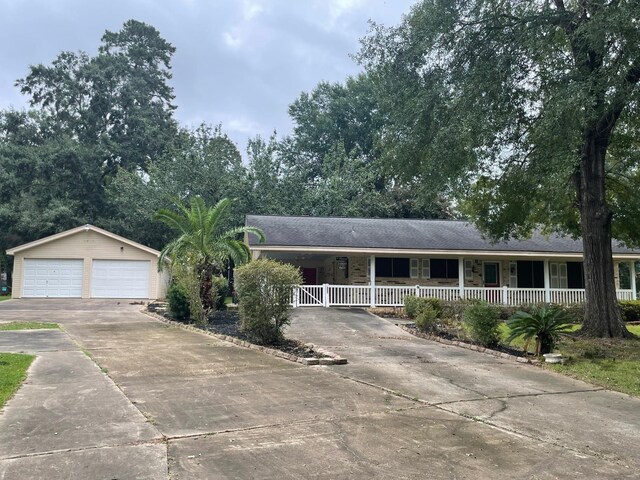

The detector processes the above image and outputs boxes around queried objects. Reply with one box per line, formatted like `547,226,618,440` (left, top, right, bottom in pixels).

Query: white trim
369,255,376,308
509,261,518,288
631,261,637,300
251,245,640,260
544,259,551,302
458,257,465,299
6,224,161,257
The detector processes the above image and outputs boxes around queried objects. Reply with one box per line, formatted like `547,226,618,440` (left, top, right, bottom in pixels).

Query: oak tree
359,0,640,337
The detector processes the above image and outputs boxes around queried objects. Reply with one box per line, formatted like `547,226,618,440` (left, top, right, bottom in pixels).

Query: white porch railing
291,285,636,307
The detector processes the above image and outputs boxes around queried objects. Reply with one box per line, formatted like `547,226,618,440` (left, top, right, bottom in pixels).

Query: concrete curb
397,324,540,365
142,309,348,366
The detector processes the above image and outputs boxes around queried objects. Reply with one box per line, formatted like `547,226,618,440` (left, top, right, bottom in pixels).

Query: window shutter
509,262,518,288
550,262,559,288
421,259,430,279
410,258,419,279
559,263,568,289
465,260,473,280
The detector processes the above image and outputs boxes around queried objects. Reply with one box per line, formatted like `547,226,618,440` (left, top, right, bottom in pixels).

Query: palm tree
155,196,264,315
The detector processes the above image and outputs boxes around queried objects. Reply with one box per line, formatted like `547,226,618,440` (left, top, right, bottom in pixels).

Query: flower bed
146,302,347,365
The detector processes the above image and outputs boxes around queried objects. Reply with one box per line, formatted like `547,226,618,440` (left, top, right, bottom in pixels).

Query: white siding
12,230,166,299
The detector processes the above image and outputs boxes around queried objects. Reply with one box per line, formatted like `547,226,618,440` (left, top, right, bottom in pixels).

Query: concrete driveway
0,300,638,479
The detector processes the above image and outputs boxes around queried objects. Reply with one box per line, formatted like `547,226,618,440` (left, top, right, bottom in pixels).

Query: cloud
327,0,366,20
242,0,264,20
222,30,243,48
0,0,415,155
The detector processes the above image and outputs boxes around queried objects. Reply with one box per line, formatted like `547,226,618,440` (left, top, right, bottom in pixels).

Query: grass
500,320,640,396
0,352,35,408
0,322,59,331
0,295,10,302
550,328,640,396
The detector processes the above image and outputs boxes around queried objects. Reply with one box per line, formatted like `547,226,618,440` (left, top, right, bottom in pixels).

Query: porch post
458,257,465,300
543,259,551,303
369,255,376,308
630,260,637,300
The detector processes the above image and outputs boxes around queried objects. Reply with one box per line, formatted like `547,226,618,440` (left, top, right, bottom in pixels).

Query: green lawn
0,295,10,302
0,353,35,408
551,328,640,396
501,322,640,396
0,322,59,331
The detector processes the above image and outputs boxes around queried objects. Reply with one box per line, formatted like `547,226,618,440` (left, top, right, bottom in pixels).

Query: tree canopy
359,0,640,336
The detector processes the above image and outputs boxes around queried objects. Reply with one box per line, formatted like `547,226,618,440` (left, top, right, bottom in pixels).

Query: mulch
148,303,329,359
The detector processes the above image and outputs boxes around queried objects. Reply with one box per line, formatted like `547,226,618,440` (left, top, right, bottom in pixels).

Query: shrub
506,305,573,355
414,304,439,332
212,276,229,310
172,264,207,325
404,295,420,319
562,303,585,323
619,300,640,323
463,302,500,347
403,295,443,319
234,259,302,344
441,300,472,322
167,283,190,322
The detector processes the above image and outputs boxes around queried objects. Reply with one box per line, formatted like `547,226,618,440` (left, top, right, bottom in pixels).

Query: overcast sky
0,0,415,152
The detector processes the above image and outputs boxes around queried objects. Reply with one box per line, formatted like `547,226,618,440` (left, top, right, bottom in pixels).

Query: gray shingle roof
246,215,640,255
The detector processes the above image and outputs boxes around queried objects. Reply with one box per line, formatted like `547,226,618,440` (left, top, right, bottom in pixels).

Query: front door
483,262,500,287
302,268,318,285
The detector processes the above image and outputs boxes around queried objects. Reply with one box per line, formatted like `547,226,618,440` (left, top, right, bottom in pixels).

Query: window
516,261,544,288
429,259,459,279
375,257,410,278
567,261,584,289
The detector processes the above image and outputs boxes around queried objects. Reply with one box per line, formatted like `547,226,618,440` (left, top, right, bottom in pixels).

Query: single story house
6,225,169,300
246,215,640,307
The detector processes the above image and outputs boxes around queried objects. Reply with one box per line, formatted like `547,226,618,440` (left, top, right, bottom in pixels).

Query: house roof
246,215,640,257
6,224,162,257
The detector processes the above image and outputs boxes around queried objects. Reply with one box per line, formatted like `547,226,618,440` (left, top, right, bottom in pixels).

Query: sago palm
506,305,573,356
155,196,264,313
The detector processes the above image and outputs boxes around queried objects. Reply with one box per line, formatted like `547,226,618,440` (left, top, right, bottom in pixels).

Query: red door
302,268,318,285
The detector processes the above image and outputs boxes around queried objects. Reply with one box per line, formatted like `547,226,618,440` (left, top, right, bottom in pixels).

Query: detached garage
6,225,169,300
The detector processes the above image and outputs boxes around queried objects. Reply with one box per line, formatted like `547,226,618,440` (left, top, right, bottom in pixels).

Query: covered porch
246,214,640,308
260,252,637,307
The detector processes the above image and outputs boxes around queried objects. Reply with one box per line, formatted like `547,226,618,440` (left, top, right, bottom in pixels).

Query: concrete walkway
0,300,638,478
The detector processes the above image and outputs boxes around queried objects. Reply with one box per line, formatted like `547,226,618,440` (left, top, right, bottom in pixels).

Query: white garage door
23,259,84,298
91,260,150,298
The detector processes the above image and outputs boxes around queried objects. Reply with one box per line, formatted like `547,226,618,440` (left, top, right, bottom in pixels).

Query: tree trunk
578,135,631,338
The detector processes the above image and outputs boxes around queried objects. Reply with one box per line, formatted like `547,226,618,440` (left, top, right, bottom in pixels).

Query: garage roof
246,215,640,255
6,225,161,257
